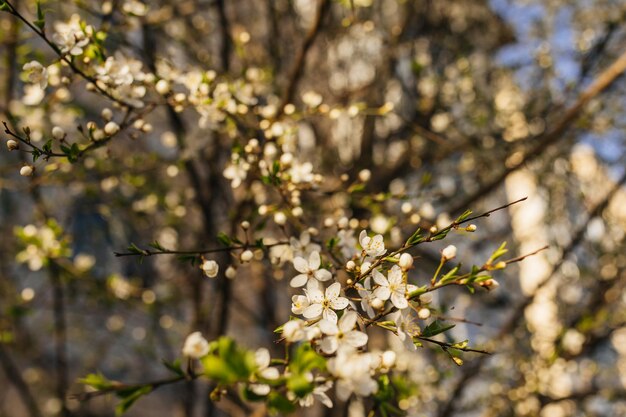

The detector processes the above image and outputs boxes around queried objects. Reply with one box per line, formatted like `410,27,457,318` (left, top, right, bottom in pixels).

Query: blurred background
1,0,626,416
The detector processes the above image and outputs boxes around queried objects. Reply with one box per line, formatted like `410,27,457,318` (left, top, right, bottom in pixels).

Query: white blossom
303,281,349,323
201,260,219,278
327,347,378,400
250,348,280,396
359,230,386,258
23,61,48,89
182,331,209,358
290,251,332,288
318,311,368,354
53,15,90,56
372,265,409,309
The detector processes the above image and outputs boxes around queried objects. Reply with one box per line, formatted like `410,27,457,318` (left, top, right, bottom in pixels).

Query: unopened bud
52,126,65,140
201,260,219,278
274,211,287,225
20,165,34,177
6,139,18,151
240,249,254,262
103,121,120,136
155,79,171,95
240,220,250,230
225,265,237,279
358,169,371,182
381,350,396,368
101,108,113,121
417,308,431,320
441,245,457,261
466,224,477,232
371,298,384,310
399,253,414,270
346,260,356,271
494,261,506,270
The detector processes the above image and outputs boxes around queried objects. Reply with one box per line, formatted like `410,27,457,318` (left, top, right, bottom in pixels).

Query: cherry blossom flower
290,251,332,288
53,15,90,56
390,310,420,351
282,319,321,342
357,277,378,318
318,311,368,354
303,281,349,323
23,61,48,89
372,265,409,309
291,295,310,315
182,332,209,358
327,347,378,400
249,348,280,396
201,260,219,278
291,379,333,408
359,230,386,258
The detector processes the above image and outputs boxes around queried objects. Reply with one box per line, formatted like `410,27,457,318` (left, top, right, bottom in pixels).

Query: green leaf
407,285,428,300
79,372,113,390
216,232,231,246
162,359,184,377
115,385,152,416
455,209,473,223
148,241,165,251
406,228,423,245
34,1,45,30
286,374,312,397
487,242,508,265
422,320,455,338
267,392,296,413
126,243,146,255
439,265,460,285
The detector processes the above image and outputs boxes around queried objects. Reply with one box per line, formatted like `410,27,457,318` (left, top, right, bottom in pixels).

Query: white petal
339,311,358,333
388,266,403,285
293,256,309,273
325,282,341,299
309,251,321,270
316,391,333,408
250,384,270,396
372,269,388,286
303,303,323,319
391,292,408,309
290,273,309,288
320,337,338,354
306,281,324,302
359,230,368,246
255,348,270,368
314,269,332,282
373,286,391,301
330,296,349,311
323,308,338,323
319,319,338,335
260,367,280,380
345,330,368,348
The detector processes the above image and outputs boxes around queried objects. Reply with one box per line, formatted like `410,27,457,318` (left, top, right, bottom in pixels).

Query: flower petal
372,269,388,286
319,319,338,335
314,269,332,282
373,286,391,301
290,273,308,288
319,337,339,354
250,383,270,396
303,303,323,319
323,308,338,323
345,330,368,348
330,296,349,311
339,311,358,333
391,292,408,309
255,348,270,368
260,367,280,380
293,256,309,273
325,282,341,299
388,265,403,285
309,251,321,270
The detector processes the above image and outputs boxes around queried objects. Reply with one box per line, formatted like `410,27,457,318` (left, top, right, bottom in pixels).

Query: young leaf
422,320,455,338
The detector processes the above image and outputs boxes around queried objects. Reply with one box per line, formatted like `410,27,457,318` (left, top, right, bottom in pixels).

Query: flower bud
346,260,356,271
103,121,120,136
20,165,34,177
358,169,371,182
240,249,254,262
201,260,219,278
155,79,171,95
417,308,431,320
274,211,287,225
225,266,237,279
466,224,477,232
399,253,414,270
101,108,113,121
381,350,396,368
240,220,250,230
52,126,65,140
6,139,18,151
371,298,384,310
441,245,457,261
